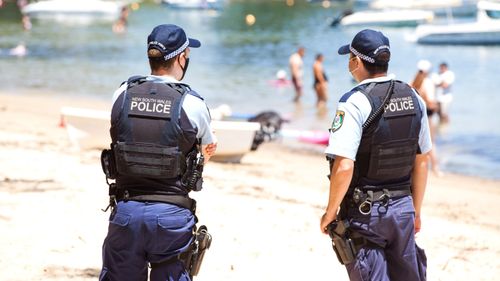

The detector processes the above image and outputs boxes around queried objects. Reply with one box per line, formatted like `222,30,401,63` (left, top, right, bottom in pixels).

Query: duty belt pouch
113,142,183,178
101,149,117,179
327,220,358,265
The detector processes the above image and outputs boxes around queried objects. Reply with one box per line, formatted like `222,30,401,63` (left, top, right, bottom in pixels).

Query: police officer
319,29,432,281
99,24,217,281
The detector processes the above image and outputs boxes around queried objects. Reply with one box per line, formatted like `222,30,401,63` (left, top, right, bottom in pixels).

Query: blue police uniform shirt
325,76,432,161
112,75,216,146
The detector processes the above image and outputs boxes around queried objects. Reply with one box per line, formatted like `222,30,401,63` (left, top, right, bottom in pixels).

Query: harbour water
1,1,500,179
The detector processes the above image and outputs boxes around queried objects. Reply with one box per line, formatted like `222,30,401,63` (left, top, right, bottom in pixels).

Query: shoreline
0,89,500,182
1,91,500,281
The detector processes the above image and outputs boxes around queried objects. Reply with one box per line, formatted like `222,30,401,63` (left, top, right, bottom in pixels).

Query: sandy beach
1,91,499,281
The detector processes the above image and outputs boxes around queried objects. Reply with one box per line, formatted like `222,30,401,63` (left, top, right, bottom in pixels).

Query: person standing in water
289,47,305,102
313,53,328,108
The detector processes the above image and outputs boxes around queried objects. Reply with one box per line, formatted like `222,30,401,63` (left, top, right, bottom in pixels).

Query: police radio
182,141,204,192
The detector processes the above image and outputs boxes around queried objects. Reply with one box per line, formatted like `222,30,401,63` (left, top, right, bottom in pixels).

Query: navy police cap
147,24,201,61
338,29,390,64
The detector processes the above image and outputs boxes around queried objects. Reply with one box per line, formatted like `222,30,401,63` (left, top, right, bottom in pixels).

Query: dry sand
1,91,499,281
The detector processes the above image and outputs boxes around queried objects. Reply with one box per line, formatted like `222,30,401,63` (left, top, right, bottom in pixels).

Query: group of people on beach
289,47,329,108
411,60,455,175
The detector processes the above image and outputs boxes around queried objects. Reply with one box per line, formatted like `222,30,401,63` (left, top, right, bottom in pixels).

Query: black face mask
179,57,189,80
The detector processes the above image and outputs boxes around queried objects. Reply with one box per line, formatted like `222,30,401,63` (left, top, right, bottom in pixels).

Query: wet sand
0,91,499,281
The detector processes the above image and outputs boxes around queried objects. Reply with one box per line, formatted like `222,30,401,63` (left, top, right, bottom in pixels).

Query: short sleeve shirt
439,70,455,94
112,75,216,145
325,76,432,161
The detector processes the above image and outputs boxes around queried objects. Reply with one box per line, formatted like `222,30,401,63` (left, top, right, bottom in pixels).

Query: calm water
1,1,500,179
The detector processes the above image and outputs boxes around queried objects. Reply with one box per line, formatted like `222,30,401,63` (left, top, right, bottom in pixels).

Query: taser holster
327,220,358,265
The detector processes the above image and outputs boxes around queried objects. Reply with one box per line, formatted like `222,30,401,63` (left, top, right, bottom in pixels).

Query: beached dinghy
59,107,262,162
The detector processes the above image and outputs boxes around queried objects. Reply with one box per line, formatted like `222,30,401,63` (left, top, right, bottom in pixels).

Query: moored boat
162,0,223,10
333,9,434,27
21,0,125,23
370,0,477,17
411,1,500,45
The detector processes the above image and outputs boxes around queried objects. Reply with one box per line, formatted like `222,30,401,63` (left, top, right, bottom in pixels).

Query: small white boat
60,107,261,163
412,1,500,45
209,121,261,162
60,107,111,150
162,0,223,10
334,9,434,27
370,0,477,17
22,0,124,23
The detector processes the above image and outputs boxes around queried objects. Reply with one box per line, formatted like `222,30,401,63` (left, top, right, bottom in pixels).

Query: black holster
327,220,358,265
180,225,212,278
151,225,212,278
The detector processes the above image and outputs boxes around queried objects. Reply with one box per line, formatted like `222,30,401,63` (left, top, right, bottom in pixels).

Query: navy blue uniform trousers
99,201,196,281
345,196,427,281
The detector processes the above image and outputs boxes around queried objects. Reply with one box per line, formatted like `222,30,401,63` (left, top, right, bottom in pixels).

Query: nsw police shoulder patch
330,110,345,133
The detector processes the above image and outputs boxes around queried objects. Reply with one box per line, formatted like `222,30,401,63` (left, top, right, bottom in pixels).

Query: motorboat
59,107,263,163
332,9,434,27
21,0,125,23
370,0,477,17
162,0,223,10
411,1,500,45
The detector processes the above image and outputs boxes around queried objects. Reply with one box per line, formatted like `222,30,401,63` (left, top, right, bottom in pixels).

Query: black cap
147,24,201,61
338,29,390,64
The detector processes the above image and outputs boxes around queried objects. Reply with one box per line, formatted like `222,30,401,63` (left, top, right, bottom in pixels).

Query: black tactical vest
350,80,422,190
110,76,200,196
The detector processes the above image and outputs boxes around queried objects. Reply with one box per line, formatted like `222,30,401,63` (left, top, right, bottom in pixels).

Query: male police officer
99,24,217,281
319,29,431,281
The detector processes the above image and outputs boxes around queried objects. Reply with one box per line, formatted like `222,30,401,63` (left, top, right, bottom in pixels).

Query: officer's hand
205,143,217,157
320,212,336,235
414,215,421,234
202,143,217,164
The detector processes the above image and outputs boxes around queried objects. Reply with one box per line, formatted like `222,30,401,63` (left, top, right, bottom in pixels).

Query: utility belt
328,185,411,265
345,185,412,216
151,225,212,279
115,187,197,213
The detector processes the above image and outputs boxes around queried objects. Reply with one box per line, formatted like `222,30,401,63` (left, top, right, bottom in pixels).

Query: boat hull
417,30,500,44
415,21,500,44
341,10,434,27
162,0,223,10
22,0,122,23
60,107,260,162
